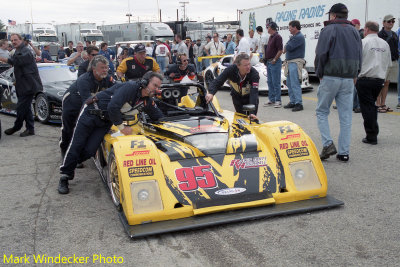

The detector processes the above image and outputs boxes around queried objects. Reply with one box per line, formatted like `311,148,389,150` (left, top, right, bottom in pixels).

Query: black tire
35,93,50,123
204,71,214,89
107,148,122,211
94,143,107,184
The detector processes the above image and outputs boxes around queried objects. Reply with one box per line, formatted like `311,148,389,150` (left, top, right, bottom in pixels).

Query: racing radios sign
275,5,326,22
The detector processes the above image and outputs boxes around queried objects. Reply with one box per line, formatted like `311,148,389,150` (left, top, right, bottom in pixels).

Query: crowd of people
0,3,399,194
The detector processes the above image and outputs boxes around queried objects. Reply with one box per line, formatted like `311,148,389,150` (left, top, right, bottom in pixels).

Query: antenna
179,1,189,21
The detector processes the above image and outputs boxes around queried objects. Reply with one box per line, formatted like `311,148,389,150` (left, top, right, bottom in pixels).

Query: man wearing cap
315,3,362,162
351,19,364,39
264,21,283,108
116,44,160,81
356,21,391,145
193,39,205,72
40,44,54,63
376,14,399,113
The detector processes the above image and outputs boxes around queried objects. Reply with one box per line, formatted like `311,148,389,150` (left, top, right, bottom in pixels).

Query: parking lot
0,81,399,266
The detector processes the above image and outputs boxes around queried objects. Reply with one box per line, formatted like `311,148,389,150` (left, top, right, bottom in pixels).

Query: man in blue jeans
397,26,400,109
264,21,283,108
283,20,305,112
315,3,362,162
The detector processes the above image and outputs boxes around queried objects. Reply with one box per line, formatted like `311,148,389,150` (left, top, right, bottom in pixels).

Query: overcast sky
2,0,273,26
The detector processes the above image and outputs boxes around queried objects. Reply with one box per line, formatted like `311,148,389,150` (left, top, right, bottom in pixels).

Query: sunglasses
386,20,395,23
182,59,188,62
90,53,98,56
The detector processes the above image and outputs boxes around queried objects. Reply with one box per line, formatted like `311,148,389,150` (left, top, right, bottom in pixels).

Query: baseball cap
351,19,361,26
267,21,278,31
327,3,348,14
384,14,395,21
134,44,146,53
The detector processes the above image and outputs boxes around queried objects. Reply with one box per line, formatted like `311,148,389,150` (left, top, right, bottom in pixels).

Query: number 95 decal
175,165,218,192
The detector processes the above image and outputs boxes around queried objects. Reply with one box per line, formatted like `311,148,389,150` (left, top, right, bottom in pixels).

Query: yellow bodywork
100,95,327,226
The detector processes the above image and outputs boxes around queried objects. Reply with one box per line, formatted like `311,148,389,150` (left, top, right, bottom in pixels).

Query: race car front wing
119,195,343,239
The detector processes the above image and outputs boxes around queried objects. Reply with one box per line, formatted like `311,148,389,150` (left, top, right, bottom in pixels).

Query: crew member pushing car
205,53,260,119
116,44,160,81
58,72,164,194
60,55,114,161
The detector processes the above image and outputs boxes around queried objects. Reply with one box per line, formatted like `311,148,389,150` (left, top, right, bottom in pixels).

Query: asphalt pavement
0,81,399,266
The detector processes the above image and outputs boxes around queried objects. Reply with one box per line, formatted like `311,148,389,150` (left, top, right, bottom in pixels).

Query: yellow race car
94,83,343,238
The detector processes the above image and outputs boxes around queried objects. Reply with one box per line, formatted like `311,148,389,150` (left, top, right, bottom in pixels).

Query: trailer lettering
276,10,297,22
299,5,326,20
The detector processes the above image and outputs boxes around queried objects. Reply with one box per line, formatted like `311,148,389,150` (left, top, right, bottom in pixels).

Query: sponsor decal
230,157,267,170
190,125,219,133
215,188,246,196
123,158,156,167
128,166,154,177
131,140,146,148
280,140,309,150
281,133,301,140
279,125,294,134
125,150,150,156
286,147,309,158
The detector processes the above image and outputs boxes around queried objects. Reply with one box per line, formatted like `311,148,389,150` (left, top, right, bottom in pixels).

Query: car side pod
119,195,343,239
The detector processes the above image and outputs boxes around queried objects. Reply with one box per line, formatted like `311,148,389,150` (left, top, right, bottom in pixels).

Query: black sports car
0,63,78,123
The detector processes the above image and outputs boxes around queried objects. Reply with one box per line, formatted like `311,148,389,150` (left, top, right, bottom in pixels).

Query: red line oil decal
175,165,218,192
230,157,267,170
125,150,150,156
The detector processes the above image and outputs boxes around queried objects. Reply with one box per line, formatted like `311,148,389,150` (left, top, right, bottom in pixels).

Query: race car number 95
175,165,217,191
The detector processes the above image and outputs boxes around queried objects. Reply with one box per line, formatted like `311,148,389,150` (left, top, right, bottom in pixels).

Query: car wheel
204,71,214,89
35,93,50,123
108,148,122,211
94,143,107,184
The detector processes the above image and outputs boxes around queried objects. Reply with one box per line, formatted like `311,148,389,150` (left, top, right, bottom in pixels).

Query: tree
0,20,6,32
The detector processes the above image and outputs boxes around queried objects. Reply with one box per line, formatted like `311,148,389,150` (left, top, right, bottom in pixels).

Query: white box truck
99,22,174,45
240,0,400,81
55,23,104,47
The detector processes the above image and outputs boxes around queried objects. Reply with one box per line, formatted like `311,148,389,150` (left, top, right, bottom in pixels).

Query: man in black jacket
0,33,43,137
58,72,164,194
60,55,114,160
205,53,260,119
376,14,399,113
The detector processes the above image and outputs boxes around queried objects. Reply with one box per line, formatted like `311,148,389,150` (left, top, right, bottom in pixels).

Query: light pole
126,13,132,23
179,1,189,21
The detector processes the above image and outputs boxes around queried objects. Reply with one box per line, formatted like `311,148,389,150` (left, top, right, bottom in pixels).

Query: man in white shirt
256,26,269,59
175,34,188,57
155,39,171,73
356,21,391,145
235,29,251,56
248,29,257,52
204,33,225,63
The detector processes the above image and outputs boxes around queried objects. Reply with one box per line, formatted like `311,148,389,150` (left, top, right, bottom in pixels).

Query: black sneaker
362,138,377,145
353,107,361,113
76,163,84,169
58,175,71,194
4,127,17,135
319,142,337,160
292,104,304,112
284,103,295,109
336,154,349,162
20,129,35,137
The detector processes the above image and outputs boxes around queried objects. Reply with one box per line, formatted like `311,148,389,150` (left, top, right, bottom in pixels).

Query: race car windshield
184,133,228,156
